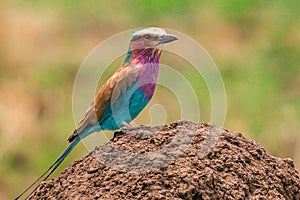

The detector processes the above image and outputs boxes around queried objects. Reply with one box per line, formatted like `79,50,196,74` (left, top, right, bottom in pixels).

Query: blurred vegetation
0,1,300,199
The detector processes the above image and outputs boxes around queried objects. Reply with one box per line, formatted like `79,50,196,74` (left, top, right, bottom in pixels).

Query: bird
16,27,178,199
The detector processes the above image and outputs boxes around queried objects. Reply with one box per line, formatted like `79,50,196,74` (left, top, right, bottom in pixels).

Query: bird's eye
144,34,151,39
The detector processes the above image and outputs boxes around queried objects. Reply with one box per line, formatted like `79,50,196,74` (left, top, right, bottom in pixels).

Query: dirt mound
30,121,300,199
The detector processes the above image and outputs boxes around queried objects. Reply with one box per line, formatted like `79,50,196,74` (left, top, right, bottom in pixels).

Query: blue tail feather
15,125,102,200
15,136,81,200
49,136,80,174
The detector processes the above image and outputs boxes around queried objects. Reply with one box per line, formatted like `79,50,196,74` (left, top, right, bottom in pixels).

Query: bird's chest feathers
136,63,159,98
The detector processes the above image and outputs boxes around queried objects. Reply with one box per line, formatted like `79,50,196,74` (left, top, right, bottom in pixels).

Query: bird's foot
113,122,136,138
112,123,155,140
120,122,138,131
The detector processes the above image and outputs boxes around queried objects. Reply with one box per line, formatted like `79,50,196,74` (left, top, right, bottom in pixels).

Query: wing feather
68,63,139,142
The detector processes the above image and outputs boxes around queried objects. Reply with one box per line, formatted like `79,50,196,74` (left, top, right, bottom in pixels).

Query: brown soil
30,121,300,200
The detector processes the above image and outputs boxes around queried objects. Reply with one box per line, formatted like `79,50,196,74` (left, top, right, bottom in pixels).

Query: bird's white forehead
133,27,166,37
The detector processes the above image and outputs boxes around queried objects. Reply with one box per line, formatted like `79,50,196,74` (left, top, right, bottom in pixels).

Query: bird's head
130,27,178,49
125,27,178,64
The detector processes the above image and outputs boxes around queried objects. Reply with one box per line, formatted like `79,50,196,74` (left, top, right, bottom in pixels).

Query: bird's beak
158,34,178,44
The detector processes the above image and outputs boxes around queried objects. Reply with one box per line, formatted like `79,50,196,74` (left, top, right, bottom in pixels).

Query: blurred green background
1,1,300,199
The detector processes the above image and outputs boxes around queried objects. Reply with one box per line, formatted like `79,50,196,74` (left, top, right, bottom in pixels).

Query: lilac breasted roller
16,27,177,199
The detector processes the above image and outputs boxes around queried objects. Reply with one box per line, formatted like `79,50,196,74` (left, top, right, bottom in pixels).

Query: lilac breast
132,48,161,98
137,62,159,98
